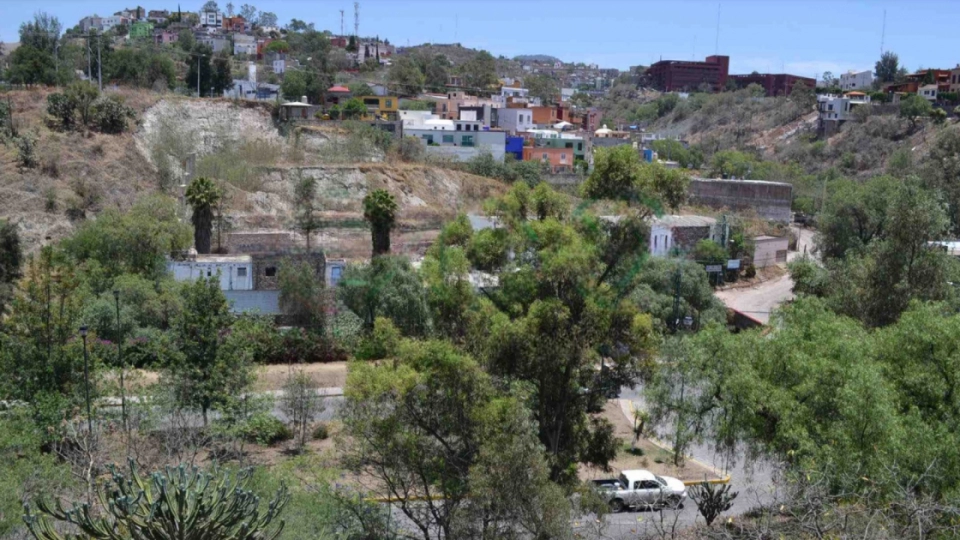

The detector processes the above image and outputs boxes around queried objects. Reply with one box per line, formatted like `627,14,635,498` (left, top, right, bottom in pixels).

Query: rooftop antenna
340,9,344,37
715,3,720,54
880,9,886,54
354,2,359,40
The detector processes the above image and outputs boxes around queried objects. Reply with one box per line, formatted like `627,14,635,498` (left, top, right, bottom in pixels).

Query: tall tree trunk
193,207,213,254
372,224,391,256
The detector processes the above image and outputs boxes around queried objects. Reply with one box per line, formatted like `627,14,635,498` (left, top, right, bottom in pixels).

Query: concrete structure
728,73,815,97
154,29,179,45
147,10,170,24
100,16,130,31
359,96,399,120
234,34,257,56
817,92,871,133
919,84,938,101
167,255,255,291
223,290,280,314
752,236,789,268
222,16,246,32
688,178,793,223
840,70,873,91
226,79,280,101
532,136,586,162
951,66,960,93
497,107,535,134
505,136,524,161
196,34,230,53
501,87,530,99
79,15,104,33
129,21,154,39
530,105,559,126
649,216,719,257
523,146,575,173
200,9,223,28
406,128,506,162
646,55,730,92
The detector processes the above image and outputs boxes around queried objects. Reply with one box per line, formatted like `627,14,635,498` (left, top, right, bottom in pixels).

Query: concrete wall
753,237,789,268
167,260,253,290
689,178,793,222
224,290,280,314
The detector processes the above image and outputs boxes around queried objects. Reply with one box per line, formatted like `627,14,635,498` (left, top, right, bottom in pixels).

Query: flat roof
691,177,793,187
754,235,787,242
652,215,717,228
184,255,253,263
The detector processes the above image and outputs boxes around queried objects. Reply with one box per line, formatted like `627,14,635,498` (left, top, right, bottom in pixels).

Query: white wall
168,261,254,291
497,108,534,134
649,224,673,257
840,70,873,91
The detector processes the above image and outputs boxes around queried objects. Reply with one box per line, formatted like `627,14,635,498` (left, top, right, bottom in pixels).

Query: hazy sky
3,0,958,78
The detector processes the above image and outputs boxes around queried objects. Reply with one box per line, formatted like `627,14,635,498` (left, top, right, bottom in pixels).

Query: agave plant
24,459,288,540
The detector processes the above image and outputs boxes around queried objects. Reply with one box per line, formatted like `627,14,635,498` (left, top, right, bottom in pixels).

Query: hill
513,54,561,64
401,43,525,78
2,89,504,258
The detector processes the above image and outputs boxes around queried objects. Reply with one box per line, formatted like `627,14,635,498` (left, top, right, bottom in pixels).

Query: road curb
616,399,730,485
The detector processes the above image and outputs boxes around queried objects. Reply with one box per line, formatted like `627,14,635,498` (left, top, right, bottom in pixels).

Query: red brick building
728,73,816,97
222,16,245,32
646,55,730,92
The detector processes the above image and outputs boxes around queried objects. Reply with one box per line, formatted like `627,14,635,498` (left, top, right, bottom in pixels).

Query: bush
92,96,136,134
395,135,424,162
46,93,74,129
312,422,329,440
744,264,757,278
15,134,37,169
237,413,293,445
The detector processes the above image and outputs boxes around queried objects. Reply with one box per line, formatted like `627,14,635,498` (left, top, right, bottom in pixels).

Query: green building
129,21,154,39
536,137,586,162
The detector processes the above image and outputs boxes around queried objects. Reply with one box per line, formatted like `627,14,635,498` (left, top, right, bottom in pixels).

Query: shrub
15,134,37,169
46,93,74,129
312,422,329,440
744,264,757,278
237,413,292,445
689,482,738,527
92,96,136,134
395,135,424,162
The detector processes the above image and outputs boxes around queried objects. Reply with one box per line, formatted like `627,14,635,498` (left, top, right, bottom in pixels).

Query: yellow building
359,96,398,120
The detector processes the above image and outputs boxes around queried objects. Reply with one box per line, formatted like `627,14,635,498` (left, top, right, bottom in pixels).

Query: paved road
713,226,816,324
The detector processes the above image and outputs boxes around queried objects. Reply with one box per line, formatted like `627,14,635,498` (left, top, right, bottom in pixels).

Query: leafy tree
166,276,249,425
900,94,933,129
278,258,325,330
340,338,568,539
341,97,367,119
211,52,234,96
0,220,22,316
61,195,191,282
570,91,593,108
820,71,838,88
339,255,431,336
875,51,901,84
239,4,258,21
526,74,559,104
362,189,398,256
460,50,498,91
921,130,960,233
292,175,321,251
346,35,357,52
279,69,327,104
789,81,816,116
178,28,196,51
644,162,689,211
6,45,57,85
422,53,450,92
65,81,100,127
692,239,727,263
346,82,372,96
388,56,426,93
258,11,278,27
24,461,289,540
185,44,214,96
202,1,219,11
629,258,727,331
264,40,289,54
280,370,323,452
931,107,948,125
185,177,222,254
582,145,650,205
435,183,658,481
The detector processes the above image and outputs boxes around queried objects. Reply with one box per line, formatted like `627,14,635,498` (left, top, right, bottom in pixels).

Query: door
636,480,663,506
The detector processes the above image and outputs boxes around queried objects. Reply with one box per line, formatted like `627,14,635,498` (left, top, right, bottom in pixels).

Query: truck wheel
609,499,625,513
666,495,683,509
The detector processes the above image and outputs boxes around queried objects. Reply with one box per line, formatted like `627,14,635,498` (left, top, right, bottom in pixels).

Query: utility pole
87,35,92,82
97,35,102,92
340,9,344,37
671,267,683,332
197,54,202,97
354,1,359,41
880,9,886,55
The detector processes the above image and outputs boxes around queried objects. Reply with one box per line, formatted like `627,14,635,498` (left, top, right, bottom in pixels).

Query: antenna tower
715,3,721,54
340,9,344,37
880,9,886,54
354,2,359,40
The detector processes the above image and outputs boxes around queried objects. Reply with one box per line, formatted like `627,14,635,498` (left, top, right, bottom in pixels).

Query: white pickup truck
593,469,687,512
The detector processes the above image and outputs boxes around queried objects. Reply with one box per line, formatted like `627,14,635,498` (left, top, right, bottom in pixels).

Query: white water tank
247,62,257,82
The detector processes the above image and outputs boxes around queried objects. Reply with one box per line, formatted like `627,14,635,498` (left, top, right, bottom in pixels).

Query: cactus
23,460,289,540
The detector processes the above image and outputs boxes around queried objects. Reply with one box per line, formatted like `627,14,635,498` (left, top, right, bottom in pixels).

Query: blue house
505,136,524,161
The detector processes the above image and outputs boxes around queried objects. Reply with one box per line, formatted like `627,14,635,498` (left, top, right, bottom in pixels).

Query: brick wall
672,226,712,253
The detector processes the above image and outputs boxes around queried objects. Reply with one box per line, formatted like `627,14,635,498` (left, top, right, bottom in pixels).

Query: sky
3,0,960,79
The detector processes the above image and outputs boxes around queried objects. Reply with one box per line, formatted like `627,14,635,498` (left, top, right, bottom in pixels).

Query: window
462,135,475,147
474,124,479,131
561,153,567,162
385,99,393,108
206,269,212,277
363,98,379,106
265,266,277,277
442,134,454,143
654,236,658,248
827,104,833,111
330,266,343,286
237,267,247,277
457,123,462,131
422,134,433,144
639,480,661,490
565,142,573,148
542,153,548,160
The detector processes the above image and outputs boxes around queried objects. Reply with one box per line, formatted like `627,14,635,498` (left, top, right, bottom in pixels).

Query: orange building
530,106,559,125
523,146,574,173
222,16,245,32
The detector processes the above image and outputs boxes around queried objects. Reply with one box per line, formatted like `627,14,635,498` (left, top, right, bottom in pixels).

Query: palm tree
185,177,221,254
362,189,397,256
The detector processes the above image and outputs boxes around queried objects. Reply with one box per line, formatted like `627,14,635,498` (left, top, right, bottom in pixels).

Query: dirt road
714,227,815,324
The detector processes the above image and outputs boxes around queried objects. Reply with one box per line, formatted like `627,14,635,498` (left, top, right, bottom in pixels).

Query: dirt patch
715,264,787,292
578,401,721,484
252,362,348,392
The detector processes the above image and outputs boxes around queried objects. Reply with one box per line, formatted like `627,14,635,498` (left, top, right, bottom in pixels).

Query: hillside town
3,2,960,540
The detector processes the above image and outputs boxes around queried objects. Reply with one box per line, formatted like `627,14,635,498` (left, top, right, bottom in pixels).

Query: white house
817,93,871,123
501,87,529,99
167,255,254,291
199,9,223,28
234,35,257,56
497,108,534,134
840,70,873,91
649,216,719,258
919,84,938,102
400,110,455,130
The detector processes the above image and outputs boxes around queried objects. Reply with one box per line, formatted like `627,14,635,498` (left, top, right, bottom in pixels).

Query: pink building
154,30,179,45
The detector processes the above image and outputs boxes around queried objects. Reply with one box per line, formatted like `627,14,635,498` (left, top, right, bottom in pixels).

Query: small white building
199,9,223,28
497,108,534,134
919,84,938,102
167,255,254,291
501,87,529,99
817,93,871,123
753,236,789,268
649,216,719,258
839,70,873,91
234,35,257,56
400,110,455,130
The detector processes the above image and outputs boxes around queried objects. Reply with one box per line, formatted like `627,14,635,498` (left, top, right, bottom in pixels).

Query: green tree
185,177,222,254
211,52,234,96
582,145,650,205
362,189,398,256
422,53,450,92
789,81,816,116
346,35,357,52
0,220,22,316
339,255,431,336
166,276,248,425
346,82,372,96
931,107,948,125
24,462,289,540
921,130,960,233
264,40,289,54
278,258,325,330
875,50,901,84
900,94,933,129
341,97,367,119
293,175,321,251
388,55,426,93
644,162,689,211
460,50,498,91
178,28,196,51
64,80,99,127
526,74,559,104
